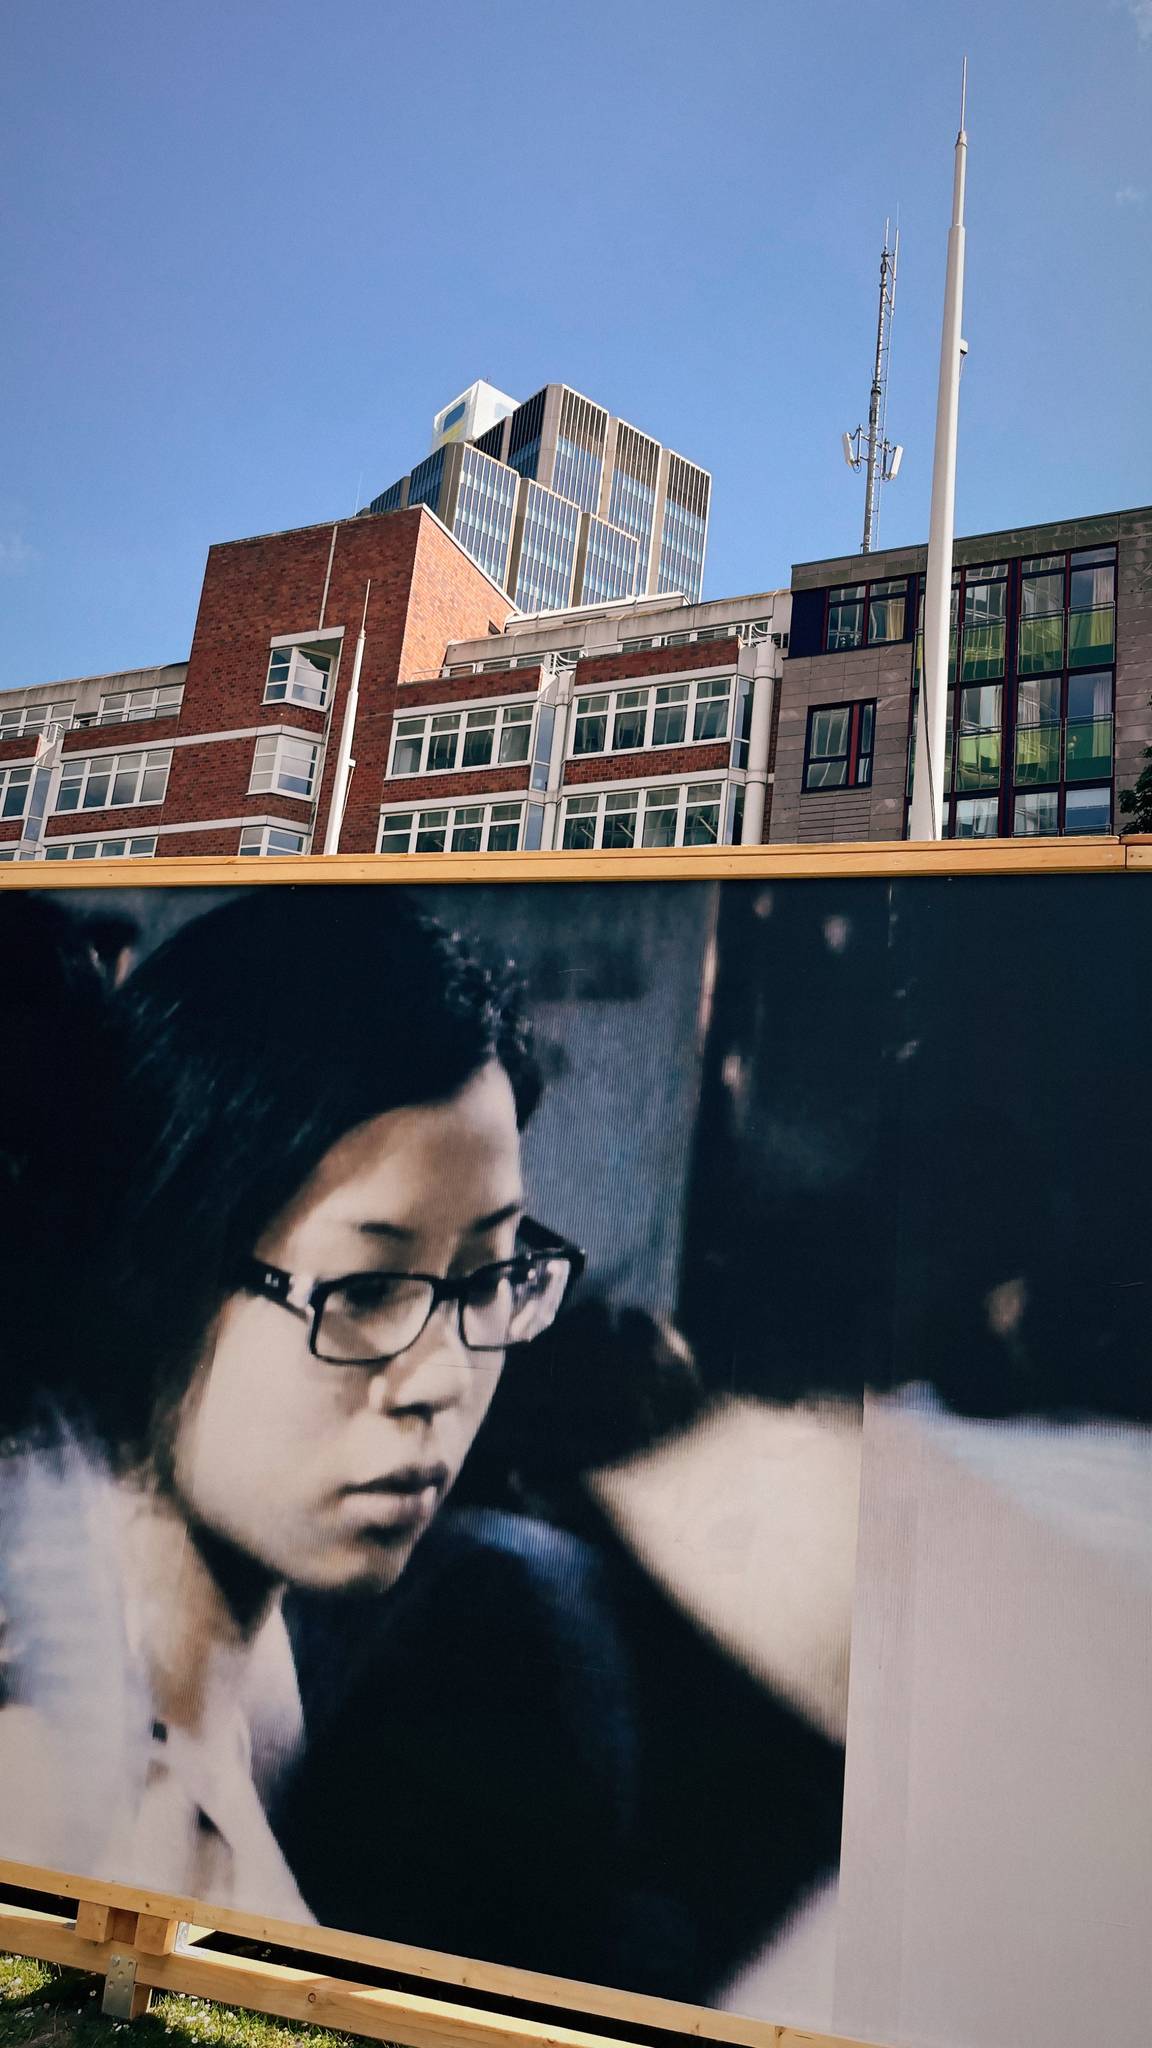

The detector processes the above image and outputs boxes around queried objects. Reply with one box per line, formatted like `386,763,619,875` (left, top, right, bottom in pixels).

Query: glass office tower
367,382,710,609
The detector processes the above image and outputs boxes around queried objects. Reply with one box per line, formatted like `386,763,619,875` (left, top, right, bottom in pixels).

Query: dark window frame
823,577,911,653
803,699,876,793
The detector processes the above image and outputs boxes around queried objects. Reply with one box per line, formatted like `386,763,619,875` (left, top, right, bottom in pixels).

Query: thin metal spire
909,63,969,841
843,225,903,553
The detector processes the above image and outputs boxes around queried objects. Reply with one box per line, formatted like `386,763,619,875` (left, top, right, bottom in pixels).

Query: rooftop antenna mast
843,222,903,552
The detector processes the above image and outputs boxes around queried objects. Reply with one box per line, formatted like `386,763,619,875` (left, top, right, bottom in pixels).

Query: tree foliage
1118,695,1152,833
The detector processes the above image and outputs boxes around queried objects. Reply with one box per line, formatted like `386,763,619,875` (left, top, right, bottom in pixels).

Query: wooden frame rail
0,834,1149,890
0,1866,872,2048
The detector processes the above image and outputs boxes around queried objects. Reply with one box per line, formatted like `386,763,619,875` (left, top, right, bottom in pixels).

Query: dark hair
0,893,124,1437
85,886,539,1461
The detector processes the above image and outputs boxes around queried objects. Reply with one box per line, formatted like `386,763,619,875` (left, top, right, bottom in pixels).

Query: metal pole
862,235,890,554
909,64,968,841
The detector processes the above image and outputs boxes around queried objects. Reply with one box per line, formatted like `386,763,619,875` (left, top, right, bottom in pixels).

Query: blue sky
3,0,1150,689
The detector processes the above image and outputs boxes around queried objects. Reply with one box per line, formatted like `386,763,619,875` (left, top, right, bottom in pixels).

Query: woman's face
170,1061,523,1594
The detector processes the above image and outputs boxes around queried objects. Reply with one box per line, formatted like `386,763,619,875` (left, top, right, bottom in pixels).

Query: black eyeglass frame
238,1217,585,1366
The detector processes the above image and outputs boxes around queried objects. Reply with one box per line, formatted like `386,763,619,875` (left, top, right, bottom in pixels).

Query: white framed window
569,676,732,759
238,824,310,856
249,733,319,800
560,780,724,850
56,749,171,813
0,700,74,739
378,799,525,855
86,681,184,727
389,701,534,777
42,835,157,860
265,644,335,710
0,765,33,819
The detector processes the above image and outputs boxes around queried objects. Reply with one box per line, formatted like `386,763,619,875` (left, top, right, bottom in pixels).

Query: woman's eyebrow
357,1200,524,1241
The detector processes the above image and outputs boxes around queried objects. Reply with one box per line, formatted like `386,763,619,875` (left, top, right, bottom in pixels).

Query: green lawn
0,1956,362,2048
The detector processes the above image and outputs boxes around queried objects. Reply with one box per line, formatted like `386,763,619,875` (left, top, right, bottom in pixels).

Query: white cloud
0,532,37,575
1128,0,1152,43
1115,184,1147,205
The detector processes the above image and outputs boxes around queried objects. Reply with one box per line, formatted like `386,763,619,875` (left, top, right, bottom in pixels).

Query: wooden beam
0,837,1137,890
0,1889,877,2048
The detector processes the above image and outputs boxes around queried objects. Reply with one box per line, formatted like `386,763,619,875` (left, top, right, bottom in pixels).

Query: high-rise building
367,382,712,610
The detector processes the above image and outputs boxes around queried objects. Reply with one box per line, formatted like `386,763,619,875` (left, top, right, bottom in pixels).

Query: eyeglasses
238,1218,584,1367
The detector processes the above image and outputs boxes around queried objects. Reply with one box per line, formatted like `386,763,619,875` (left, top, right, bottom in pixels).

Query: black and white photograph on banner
1,873,1150,2048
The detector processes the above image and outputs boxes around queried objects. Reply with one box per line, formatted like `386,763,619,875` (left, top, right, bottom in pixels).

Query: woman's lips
340,1464,449,1536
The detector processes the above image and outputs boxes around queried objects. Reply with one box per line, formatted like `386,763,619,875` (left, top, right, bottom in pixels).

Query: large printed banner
1,875,1150,2048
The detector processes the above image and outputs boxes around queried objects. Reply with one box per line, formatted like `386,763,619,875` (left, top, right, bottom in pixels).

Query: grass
0,1956,363,2048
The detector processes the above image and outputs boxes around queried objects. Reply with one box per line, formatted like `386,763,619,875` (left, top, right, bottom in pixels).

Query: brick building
2,500,1148,861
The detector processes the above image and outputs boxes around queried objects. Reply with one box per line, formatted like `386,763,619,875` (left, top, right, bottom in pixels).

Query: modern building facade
2,500,1147,865
774,503,1152,842
368,381,712,611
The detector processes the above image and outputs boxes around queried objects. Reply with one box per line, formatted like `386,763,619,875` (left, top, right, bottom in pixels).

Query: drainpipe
323,581,370,856
740,647,776,845
538,654,575,852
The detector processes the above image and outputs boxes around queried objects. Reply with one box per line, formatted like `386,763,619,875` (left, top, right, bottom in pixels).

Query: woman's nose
365,1299,473,1418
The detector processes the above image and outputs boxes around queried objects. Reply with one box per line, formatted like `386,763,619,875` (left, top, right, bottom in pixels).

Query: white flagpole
910,62,968,841
323,581,370,856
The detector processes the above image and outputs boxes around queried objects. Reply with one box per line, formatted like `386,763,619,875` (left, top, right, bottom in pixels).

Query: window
693,677,730,740
81,682,184,727
572,695,609,755
559,781,724,851
868,579,907,645
826,586,865,652
238,825,309,856
43,835,156,860
612,690,647,751
803,701,875,791
249,734,318,800
960,568,1006,680
0,700,74,739
265,645,334,710
56,749,171,813
825,578,908,653
569,676,732,758
951,796,1000,838
1014,790,1060,837
651,684,689,747
1063,785,1113,834
0,765,33,818
388,700,534,777
1018,545,1116,675
377,800,524,855
1012,667,1113,832
950,683,1002,791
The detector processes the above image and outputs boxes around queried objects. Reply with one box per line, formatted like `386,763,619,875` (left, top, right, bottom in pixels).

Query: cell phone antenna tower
842,222,903,553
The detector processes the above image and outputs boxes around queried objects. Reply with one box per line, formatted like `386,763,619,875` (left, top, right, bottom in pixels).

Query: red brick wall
153,830,247,858
336,515,514,854
42,806,169,842
574,639,740,686
170,508,514,856
379,765,531,807
0,737,41,766
61,715,185,754
395,668,539,708
563,742,730,786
